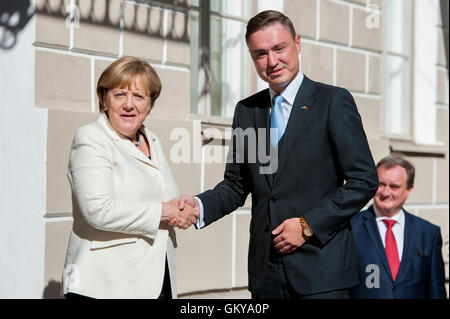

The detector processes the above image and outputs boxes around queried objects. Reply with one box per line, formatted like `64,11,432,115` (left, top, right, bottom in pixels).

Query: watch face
304,228,313,237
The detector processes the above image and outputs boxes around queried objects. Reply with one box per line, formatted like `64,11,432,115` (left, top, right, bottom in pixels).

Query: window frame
189,0,254,124
381,0,414,142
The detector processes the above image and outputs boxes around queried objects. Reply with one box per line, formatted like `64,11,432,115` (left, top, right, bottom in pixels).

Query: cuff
194,196,205,229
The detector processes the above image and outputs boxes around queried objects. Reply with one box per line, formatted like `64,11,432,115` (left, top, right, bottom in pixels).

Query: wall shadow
0,0,34,49
35,0,190,43
42,280,64,299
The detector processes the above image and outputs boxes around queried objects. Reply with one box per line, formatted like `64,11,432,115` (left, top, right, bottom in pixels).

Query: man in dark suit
178,10,378,299
350,155,447,299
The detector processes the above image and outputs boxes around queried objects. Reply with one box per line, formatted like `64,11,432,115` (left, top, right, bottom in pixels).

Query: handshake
161,195,200,229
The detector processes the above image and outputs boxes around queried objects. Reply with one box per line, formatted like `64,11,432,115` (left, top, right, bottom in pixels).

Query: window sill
390,140,447,157
190,114,233,126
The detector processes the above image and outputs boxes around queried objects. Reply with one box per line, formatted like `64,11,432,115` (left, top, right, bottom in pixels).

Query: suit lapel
362,207,393,282
115,138,159,169
143,127,161,168
273,76,315,186
97,113,160,170
394,210,414,284
253,91,272,187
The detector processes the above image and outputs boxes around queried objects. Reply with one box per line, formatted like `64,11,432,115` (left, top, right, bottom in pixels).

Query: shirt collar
269,70,304,106
374,205,404,226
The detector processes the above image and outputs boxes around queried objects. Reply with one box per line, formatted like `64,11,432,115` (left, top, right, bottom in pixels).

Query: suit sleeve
303,88,379,246
197,104,251,226
428,227,447,299
67,127,162,240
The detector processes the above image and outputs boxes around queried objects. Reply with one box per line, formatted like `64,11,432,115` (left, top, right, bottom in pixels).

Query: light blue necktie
270,94,285,147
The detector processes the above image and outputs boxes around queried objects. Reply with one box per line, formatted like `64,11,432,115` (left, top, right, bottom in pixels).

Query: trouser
252,246,350,299
158,258,172,299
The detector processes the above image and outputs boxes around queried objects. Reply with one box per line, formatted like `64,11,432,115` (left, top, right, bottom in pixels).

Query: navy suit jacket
197,76,378,295
350,206,447,299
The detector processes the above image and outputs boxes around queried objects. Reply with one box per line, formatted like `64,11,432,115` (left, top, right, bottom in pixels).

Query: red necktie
383,219,400,281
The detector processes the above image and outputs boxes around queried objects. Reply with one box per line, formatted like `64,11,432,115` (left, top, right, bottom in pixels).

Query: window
190,0,252,119
383,0,442,145
382,0,412,139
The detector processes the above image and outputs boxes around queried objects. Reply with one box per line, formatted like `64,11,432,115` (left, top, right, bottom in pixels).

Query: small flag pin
301,106,309,110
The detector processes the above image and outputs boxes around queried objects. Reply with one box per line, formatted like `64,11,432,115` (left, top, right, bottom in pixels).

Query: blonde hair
96,56,162,113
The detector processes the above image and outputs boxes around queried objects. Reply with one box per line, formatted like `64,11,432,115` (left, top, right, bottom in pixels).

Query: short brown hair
377,155,415,189
96,56,162,113
245,10,296,43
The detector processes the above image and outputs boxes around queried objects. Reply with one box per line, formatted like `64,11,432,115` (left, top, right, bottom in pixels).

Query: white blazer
62,114,179,299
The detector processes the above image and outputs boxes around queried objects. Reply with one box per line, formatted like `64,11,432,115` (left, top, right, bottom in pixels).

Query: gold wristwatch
299,217,313,238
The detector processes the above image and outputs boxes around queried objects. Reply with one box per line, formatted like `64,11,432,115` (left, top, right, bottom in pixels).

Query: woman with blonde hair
62,56,198,299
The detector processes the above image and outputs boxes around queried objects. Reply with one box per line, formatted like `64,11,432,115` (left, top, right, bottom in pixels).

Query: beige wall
35,0,449,298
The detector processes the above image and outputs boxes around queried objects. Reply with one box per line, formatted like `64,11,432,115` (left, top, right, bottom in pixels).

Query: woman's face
104,75,151,139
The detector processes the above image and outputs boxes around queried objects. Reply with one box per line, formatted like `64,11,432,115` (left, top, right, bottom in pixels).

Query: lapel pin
301,106,309,110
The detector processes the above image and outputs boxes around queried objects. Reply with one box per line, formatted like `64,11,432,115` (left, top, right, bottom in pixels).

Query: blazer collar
272,75,315,185
394,209,415,284
97,113,160,169
253,76,316,187
252,89,272,186
253,89,271,130
363,205,415,284
362,206,393,281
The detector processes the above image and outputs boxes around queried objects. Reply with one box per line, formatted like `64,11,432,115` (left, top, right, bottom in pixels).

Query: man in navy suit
350,155,447,299
179,10,378,299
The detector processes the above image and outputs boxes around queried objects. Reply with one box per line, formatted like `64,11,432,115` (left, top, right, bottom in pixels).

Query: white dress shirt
268,70,304,123
195,71,304,229
373,205,405,261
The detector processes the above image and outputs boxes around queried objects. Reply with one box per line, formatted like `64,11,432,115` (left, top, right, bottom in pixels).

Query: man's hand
161,198,199,229
272,218,306,254
173,202,199,229
178,194,200,212
170,194,201,229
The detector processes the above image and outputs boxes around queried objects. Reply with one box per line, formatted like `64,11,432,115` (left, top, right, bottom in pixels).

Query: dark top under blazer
350,206,447,299
197,75,379,295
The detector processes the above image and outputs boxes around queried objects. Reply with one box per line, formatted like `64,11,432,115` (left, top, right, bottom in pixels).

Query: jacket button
270,196,277,202
264,225,270,232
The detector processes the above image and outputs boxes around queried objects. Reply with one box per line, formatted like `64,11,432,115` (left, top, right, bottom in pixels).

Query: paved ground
179,288,251,299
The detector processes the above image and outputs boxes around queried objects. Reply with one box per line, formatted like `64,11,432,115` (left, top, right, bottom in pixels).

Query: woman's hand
161,198,199,229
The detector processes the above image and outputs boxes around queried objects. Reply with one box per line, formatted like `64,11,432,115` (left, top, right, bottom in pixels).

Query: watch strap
299,216,313,238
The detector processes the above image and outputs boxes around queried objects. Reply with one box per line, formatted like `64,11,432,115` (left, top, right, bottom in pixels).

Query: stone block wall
25,0,449,297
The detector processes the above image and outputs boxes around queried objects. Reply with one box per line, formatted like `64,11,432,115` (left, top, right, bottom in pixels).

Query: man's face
247,22,301,93
374,165,413,217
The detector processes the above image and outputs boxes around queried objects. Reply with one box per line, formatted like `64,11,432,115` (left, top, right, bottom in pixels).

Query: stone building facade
0,0,448,298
